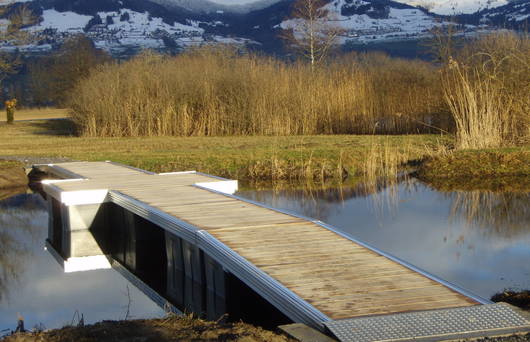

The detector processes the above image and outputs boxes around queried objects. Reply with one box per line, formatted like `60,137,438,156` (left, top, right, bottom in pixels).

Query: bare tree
29,34,111,106
0,2,37,83
281,0,344,69
425,22,461,64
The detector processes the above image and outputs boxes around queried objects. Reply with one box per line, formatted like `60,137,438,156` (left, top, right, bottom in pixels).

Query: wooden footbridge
35,161,530,342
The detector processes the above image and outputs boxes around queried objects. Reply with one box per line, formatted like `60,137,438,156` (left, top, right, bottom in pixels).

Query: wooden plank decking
41,161,478,320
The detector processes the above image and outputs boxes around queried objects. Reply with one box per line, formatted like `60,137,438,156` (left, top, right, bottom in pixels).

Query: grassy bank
0,120,441,181
416,149,530,191
0,120,528,184
1,314,295,342
0,160,27,190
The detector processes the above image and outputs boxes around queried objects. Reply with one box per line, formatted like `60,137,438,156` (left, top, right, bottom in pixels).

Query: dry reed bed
69,48,444,137
442,32,530,148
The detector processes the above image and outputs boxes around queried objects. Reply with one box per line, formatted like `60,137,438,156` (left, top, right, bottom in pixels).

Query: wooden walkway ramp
36,161,530,341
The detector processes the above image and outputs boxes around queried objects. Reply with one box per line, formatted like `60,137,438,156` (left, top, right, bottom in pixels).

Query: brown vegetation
0,2,37,83
68,47,445,137
442,32,530,149
1,314,295,342
417,150,530,180
66,32,529,153
0,160,26,189
29,35,111,106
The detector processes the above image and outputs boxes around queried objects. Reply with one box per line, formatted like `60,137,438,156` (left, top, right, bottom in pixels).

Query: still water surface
237,179,530,299
0,179,529,331
0,193,164,332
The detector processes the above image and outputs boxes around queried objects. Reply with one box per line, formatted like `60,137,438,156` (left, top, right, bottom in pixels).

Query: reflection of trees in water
448,191,530,237
0,196,47,304
244,179,530,237
244,177,410,222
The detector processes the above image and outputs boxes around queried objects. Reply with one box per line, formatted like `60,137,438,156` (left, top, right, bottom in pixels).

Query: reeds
68,47,444,137
442,32,530,149
68,33,529,151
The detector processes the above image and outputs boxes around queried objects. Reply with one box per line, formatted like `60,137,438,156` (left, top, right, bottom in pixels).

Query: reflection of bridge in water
34,161,530,342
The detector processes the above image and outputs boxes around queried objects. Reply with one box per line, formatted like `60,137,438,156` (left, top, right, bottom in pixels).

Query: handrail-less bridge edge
192,184,493,306
109,190,331,329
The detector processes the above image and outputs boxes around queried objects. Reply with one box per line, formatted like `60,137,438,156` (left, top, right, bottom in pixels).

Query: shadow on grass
28,119,77,136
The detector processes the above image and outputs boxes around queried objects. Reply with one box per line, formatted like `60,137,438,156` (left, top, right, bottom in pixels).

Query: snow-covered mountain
150,0,286,14
392,0,509,15
478,0,529,28
1,0,525,57
282,0,475,44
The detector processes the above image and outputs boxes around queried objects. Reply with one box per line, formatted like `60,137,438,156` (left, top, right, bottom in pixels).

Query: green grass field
0,119,442,179
0,119,527,184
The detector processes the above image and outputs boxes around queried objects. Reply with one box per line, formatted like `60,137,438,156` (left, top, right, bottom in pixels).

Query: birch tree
281,0,344,69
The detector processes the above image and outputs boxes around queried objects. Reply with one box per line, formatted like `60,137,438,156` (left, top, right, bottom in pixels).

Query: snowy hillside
479,0,530,28
149,0,285,14
392,0,509,15
282,0,475,44
15,4,254,56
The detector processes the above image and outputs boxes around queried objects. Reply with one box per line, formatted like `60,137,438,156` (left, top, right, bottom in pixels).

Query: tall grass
442,32,530,149
69,47,444,137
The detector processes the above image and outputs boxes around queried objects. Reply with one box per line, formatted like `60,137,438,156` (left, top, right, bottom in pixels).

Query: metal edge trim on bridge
44,239,65,269
109,191,198,244
198,230,330,329
192,184,492,306
108,190,331,330
314,221,492,306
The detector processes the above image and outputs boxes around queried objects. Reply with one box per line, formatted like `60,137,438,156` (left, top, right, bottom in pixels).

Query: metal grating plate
325,303,530,342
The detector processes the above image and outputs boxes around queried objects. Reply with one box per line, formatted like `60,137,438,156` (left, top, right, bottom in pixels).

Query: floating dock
35,161,530,342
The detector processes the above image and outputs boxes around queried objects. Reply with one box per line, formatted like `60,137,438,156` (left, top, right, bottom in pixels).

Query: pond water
237,179,530,300
0,179,529,333
0,192,165,334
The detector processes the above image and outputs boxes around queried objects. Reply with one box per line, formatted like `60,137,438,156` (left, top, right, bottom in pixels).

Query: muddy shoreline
0,161,27,190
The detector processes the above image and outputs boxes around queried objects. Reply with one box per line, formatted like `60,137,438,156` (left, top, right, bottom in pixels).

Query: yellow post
5,99,17,124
